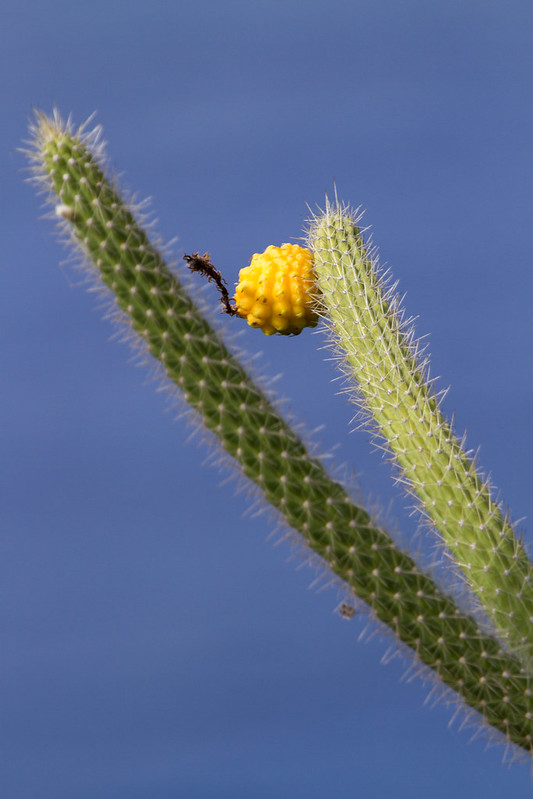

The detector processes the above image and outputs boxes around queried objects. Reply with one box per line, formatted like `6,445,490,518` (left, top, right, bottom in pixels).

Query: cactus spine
308,202,533,670
27,110,533,756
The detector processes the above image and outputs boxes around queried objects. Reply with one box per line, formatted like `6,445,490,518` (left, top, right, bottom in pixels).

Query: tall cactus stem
25,110,533,756
308,200,533,670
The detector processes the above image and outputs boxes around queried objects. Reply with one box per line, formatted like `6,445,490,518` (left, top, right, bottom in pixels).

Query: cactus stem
308,199,533,670
25,110,533,757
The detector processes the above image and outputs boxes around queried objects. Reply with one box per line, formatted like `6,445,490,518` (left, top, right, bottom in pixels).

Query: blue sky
3,1,533,796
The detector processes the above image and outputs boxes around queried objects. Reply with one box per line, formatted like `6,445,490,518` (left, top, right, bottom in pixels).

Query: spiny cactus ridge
26,110,533,756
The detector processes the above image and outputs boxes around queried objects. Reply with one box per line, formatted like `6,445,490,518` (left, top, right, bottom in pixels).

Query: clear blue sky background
3,1,533,797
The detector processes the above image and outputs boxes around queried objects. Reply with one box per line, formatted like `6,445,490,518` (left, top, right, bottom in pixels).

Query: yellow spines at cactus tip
234,244,319,336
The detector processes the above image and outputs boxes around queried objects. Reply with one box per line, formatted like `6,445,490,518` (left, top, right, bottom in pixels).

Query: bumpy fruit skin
234,244,318,335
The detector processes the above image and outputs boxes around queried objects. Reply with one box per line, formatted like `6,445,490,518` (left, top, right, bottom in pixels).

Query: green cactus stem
26,110,533,755
309,201,533,670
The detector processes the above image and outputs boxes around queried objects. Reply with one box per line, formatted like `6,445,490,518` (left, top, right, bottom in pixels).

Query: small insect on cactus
25,109,533,760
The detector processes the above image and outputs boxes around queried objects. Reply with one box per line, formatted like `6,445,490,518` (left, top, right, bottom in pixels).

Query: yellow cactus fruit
234,244,319,336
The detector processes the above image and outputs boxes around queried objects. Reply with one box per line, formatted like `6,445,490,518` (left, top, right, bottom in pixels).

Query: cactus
308,203,533,672
25,109,533,758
